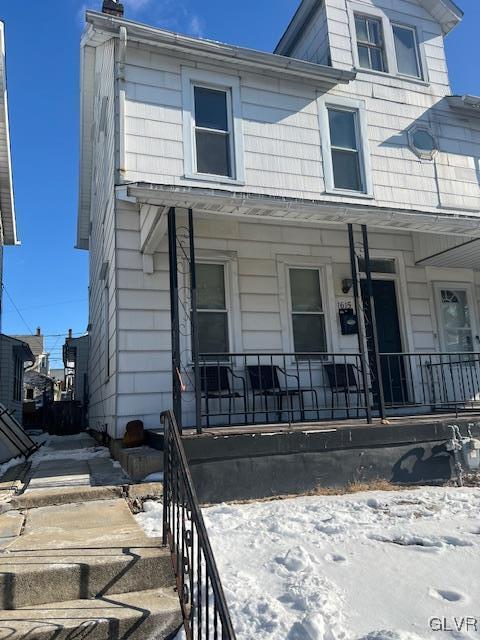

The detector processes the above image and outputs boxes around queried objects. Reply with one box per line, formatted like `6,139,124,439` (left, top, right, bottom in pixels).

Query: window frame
347,3,428,84
318,95,373,198
288,267,328,357
433,283,479,355
354,13,387,73
182,67,245,186
196,260,231,358
391,22,423,80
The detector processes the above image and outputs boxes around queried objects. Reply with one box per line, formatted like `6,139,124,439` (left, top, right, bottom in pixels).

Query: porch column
188,209,202,434
348,224,372,424
168,207,182,429
361,225,387,420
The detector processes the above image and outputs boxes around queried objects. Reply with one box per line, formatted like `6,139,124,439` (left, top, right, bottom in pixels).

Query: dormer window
354,15,386,72
392,24,422,79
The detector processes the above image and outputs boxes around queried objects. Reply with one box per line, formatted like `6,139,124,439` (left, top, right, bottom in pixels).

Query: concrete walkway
0,434,180,639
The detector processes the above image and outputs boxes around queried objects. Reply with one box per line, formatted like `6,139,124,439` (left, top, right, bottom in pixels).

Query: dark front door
361,279,407,405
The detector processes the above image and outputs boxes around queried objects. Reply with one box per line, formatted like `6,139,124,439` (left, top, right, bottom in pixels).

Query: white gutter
85,11,356,86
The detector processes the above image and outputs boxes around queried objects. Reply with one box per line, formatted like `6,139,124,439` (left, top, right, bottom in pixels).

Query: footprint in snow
429,588,467,603
325,552,347,564
276,546,313,573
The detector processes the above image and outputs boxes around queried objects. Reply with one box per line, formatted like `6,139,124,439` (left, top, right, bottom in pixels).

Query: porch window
327,108,363,192
289,268,327,354
193,86,232,178
392,24,422,78
197,263,229,356
354,14,386,72
438,289,474,354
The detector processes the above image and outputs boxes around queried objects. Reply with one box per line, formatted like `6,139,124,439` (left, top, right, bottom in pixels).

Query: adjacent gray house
78,0,480,441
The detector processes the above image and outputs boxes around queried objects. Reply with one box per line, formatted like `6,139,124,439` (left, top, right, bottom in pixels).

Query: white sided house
78,0,480,440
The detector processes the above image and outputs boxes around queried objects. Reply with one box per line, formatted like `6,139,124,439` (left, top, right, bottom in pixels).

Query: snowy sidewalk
137,487,480,640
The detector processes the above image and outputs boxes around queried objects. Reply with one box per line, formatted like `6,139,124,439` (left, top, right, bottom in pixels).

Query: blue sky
1,0,479,366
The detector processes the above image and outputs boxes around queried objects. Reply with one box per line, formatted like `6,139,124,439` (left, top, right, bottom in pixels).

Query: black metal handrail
162,410,237,639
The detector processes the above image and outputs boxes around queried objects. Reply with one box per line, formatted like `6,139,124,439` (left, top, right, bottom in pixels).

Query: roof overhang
84,11,355,86
121,182,480,238
275,0,463,55
447,94,480,116
0,22,17,246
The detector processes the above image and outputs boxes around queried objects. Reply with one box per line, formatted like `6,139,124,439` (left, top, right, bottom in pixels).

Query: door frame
432,281,480,354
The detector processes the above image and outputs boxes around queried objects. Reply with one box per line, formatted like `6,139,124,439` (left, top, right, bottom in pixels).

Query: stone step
0,587,182,640
0,500,175,609
118,447,163,482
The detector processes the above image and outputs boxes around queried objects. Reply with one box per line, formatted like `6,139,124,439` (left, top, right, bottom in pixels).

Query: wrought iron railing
194,351,480,427
162,410,237,639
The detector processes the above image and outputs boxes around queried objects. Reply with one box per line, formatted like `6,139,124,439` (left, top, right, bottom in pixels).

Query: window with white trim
392,23,422,78
182,68,245,184
197,263,230,356
327,107,363,192
436,287,474,354
289,268,327,354
193,86,233,178
354,14,387,72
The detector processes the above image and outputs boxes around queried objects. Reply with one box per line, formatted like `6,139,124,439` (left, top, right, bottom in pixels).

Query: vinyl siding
87,39,118,436
121,36,480,218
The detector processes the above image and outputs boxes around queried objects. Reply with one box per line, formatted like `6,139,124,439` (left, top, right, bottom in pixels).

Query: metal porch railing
194,351,480,428
162,410,237,639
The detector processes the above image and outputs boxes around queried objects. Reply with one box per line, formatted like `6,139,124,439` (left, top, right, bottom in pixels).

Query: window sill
353,67,428,87
183,173,246,188
324,188,375,200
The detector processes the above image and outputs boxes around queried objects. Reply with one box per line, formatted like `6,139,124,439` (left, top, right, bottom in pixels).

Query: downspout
117,25,127,181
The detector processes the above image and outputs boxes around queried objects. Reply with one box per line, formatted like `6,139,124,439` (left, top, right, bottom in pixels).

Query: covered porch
124,183,480,434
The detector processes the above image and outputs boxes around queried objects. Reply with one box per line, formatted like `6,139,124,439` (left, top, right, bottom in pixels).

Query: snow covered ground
28,433,111,467
137,487,480,639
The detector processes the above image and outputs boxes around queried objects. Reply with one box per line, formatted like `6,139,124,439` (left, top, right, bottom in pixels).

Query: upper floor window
328,108,363,192
354,15,386,72
182,67,245,185
392,24,422,78
318,96,373,197
194,86,232,178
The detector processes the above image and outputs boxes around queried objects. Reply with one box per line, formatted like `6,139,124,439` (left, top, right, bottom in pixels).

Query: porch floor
181,411,480,439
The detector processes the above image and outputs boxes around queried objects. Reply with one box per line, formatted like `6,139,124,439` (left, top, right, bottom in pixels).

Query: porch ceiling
416,237,480,269
122,182,480,238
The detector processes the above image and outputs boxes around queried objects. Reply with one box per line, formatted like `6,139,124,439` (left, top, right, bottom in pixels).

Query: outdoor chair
323,363,364,418
247,364,318,423
200,365,247,427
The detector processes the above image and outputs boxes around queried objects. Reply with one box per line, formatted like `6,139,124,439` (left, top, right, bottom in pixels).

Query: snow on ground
137,487,480,639
0,455,25,481
29,433,110,467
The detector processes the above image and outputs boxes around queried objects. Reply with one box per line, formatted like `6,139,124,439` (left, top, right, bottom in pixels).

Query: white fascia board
0,22,18,246
447,94,480,116
84,11,355,86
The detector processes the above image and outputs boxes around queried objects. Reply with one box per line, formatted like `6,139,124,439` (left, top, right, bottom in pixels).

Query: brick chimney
102,0,124,17
36,327,41,337
68,329,73,339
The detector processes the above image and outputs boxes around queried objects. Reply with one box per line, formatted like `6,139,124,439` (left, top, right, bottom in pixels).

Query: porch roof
122,182,480,238
416,237,480,269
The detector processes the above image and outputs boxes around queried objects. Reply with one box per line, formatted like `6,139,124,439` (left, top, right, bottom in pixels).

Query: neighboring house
13,328,49,375
78,0,480,440
0,23,33,422
63,333,89,404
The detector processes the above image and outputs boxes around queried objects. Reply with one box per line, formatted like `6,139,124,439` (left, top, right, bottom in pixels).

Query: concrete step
0,500,175,609
118,447,163,482
145,429,165,451
0,587,182,640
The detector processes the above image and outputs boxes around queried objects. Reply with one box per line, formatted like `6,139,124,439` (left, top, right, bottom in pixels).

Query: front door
361,279,406,405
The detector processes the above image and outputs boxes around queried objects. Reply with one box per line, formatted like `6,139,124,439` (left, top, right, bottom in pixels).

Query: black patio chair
200,365,247,427
247,364,318,423
323,362,364,418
